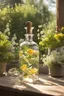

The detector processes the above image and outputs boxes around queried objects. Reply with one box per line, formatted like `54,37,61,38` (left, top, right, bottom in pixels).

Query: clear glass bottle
19,21,39,83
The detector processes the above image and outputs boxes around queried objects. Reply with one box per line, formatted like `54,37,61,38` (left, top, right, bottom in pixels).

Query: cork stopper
26,21,32,34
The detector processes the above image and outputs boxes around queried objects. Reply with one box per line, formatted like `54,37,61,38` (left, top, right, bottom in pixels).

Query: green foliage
39,20,56,51
0,32,14,62
0,2,54,43
0,7,10,31
39,21,64,64
9,4,38,41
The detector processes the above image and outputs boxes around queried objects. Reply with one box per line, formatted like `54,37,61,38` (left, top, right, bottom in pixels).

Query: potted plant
43,46,64,77
39,22,64,77
0,32,14,75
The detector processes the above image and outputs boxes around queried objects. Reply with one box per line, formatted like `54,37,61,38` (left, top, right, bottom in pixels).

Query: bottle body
19,35,39,83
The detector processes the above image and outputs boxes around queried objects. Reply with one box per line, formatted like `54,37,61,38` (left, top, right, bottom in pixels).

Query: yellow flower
58,33,64,37
27,49,35,55
20,64,27,71
29,68,38,75
54,33,64,39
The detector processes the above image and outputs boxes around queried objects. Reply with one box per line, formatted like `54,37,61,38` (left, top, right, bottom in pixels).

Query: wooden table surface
0,74,64,96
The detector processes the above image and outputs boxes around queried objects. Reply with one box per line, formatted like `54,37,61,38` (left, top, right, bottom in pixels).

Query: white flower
43,46,64,66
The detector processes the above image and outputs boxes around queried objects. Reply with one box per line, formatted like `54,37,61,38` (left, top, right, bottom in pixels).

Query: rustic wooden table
0,74,64,96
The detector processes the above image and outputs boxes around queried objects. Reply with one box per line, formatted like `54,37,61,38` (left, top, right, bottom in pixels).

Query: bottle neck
25,27,34,34
25,34,34,41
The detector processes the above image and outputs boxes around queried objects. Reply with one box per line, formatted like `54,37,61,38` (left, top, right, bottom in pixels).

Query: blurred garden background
0,0,56,43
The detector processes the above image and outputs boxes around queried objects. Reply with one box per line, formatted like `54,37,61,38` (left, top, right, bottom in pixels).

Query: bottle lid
26,21,33,34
